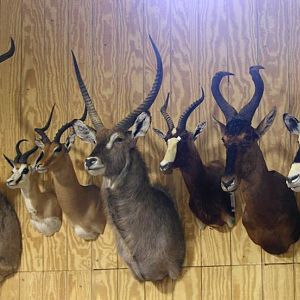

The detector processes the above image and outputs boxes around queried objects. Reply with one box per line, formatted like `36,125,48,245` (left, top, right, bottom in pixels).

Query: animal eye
23,167,29,174
114,137,123,143
54,145,62,153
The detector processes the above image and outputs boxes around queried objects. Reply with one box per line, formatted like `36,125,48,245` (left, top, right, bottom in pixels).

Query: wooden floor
1,0,300,299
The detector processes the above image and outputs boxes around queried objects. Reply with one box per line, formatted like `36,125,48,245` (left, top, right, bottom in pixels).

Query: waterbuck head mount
71,35,163,177
153,89,206,173
283,113,300,191
34,104,87,173
4,140,38,188
212,66,276,192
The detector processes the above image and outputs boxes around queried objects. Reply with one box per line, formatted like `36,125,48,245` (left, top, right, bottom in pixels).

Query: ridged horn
177,87,205,130
114,35,163,131
15,139,27,162
0,38,15,63
71,51,104,130
54,105,87,143
19,145,39,164
211,71,237,122
160,93,174,131
34,104,55,143
238,65,264,122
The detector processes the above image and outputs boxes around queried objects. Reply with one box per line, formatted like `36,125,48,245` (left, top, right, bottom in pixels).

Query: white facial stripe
160,137,179,166
7,164,29,185
288,163,300,178
106,133,120,149
172,128,177,135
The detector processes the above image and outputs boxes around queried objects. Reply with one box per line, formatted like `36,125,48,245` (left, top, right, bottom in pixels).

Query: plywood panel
20,272,43,300
0,272,20,300
263,264,294,300
232,265,262,300
66,271,91,300
91,0,118,270
118,269,144,300
92,270,118,300
145,277,173,300
43,271,66,300
295,264,300,300
202,266,231,300
173,267,201,300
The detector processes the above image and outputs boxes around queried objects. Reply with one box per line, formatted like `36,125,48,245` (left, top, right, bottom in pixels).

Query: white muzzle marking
160,137,180,169
287,163,300,192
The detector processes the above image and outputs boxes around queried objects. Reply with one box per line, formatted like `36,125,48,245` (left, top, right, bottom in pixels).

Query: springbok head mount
153,89,206,173
4,140,38,188
34,105,87,173
72,35,163,177
0,38,15,64
283,113,300,191
212,65,277,192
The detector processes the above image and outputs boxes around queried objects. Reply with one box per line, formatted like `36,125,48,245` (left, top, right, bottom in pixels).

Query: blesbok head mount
34,105,87,172
153,89,206,173
4,140,38,188
283,113,300,191
212,66,276,192
71,35,163,178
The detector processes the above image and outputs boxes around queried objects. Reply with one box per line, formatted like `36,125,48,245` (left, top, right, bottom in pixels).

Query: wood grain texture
66,271,91,300
92,270,118,300
145,277,173,300
20,272,43,300
43,271,67,300
0,272,20,300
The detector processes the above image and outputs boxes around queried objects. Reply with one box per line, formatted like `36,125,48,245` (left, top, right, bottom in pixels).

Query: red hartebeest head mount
212,66,276,192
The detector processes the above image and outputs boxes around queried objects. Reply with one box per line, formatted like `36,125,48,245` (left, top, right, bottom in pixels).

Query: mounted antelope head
212,65,300,254
153,90,234,228
283,113,300,191
0,38,22,282
34,106,106,240
72,36,186,282
4,136,62,236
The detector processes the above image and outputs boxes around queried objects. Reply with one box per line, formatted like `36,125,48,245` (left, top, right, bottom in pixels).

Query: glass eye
115,137,123,143
23,167,29,174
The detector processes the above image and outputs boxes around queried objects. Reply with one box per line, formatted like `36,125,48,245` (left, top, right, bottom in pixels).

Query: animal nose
286,174,300,184
222,178,235,188
6,179,14,186
85,157,97,168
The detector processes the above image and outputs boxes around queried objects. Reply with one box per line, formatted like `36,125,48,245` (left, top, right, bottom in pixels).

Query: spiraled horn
177,87,205,130
72,51,104,130
54,105,87,143
211,71,237,122
34,104,55,143
160,93,174,131
238,65,264,122
0,38,15,63
114,35,163,131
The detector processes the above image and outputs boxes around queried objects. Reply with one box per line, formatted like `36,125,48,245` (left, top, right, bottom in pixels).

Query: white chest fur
21,190,37,216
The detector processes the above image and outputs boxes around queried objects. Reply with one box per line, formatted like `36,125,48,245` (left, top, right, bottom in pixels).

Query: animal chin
6,181,17,189
37,167,48,174
86,166,105,176
160,162,173,174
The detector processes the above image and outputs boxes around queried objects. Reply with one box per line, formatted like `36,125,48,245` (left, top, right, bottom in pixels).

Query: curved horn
160,93,174,131
114,35,163,131
0,38,15,63
177,87,205,130
19,146,39,164
211,71,237,122
238,65,264,122
71,51,104,130
54,105,87,143
15,139,27,162
34,104,55,143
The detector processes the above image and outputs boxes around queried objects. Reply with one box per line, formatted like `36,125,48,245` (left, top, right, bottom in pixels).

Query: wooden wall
0,0,300,299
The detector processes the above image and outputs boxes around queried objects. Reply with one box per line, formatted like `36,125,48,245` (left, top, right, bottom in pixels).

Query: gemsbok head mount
153,90,234,228
71,36,186,282
283,113,300,191
212,65,300,254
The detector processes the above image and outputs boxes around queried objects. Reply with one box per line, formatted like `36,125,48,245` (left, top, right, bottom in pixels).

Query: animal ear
3,154,15,168
212,115,226,135
131,112,151,139
153,128,165,140
35,138,45,149
255,107,277,137
73,120,97,144
283,113,300,135
193,121,207,140
64,131,76,152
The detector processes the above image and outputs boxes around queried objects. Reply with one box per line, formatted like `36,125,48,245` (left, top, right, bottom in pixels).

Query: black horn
160,93,174,131
211,71,237,122
177,88,205,130
54,105,87,143
34,104,55,143
72,51,104,130
238,65,264,122
15,139,27,162
0,38,15,63
114,35,163,131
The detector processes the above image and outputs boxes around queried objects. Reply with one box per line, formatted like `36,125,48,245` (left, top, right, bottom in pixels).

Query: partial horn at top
160,93,175,131
238,65,264,122
211,71,237,122
114,35,163,131
0,38,15,63
15,139,27,162
71,51,104,130
177,87,205,130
